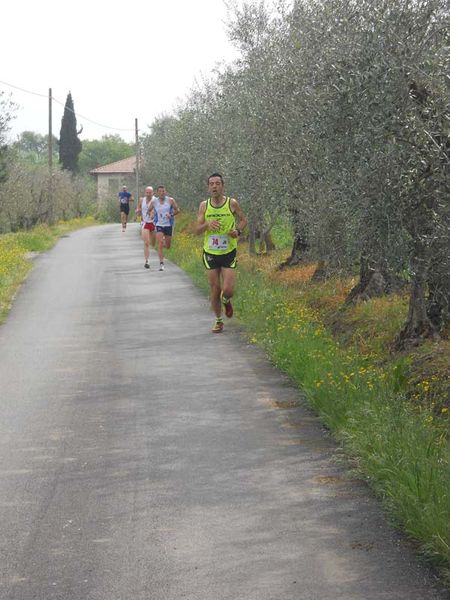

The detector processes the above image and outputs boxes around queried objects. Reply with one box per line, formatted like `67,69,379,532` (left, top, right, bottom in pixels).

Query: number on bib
208,235,229,251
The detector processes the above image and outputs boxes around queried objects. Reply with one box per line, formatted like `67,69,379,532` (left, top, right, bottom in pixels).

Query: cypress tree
59,92,82,173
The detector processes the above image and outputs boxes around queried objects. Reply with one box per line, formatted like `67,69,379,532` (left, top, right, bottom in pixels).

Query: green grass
167,217,450,575
270,218,293,249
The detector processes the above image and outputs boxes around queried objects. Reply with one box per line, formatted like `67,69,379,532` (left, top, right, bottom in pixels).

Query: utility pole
48,88,53,172
135,118,139,204
48,88,53,206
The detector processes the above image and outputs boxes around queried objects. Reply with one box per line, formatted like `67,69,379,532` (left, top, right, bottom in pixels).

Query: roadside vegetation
141,0,449,354
167,215,449,578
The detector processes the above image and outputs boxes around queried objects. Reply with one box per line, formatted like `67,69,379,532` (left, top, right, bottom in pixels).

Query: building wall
96,174,136,206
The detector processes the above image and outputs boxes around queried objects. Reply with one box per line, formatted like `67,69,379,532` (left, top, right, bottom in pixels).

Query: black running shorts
156,226,173,237
203,249,237,270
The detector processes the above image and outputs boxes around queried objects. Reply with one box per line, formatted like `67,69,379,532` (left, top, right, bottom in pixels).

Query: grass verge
168,217,450,578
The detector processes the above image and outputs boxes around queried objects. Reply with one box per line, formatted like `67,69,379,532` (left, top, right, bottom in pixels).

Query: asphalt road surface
0,224,448,600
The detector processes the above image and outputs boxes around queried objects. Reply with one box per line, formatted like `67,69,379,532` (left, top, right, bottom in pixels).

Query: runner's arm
148,199,155,221
195,201,220,234
170,198,180,216
229,198,248,238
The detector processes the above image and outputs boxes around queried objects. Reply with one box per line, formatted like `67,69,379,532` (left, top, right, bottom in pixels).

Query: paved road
0,224,447,600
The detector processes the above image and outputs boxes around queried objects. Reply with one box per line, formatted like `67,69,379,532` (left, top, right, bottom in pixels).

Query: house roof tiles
90,156,136,174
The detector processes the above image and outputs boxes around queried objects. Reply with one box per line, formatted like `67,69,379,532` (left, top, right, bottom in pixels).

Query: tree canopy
0,90,16,182
140,0,450,345
12,131,59,165
78,134,134,176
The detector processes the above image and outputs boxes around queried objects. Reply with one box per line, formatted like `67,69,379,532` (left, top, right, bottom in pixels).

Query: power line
51,96,135,132
0,79,135,132
0,79,47,99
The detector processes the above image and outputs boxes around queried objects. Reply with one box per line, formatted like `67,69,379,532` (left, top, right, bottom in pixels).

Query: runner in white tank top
154,184,180,271
136,186,156,268
154,196,172,227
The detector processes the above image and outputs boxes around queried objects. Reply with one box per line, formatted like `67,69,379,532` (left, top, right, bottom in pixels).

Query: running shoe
144,261,150,269
159,263,165,271
221,292,233,318
212,319,224,333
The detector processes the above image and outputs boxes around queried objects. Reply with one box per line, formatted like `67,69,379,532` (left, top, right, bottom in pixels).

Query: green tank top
203,197,237,255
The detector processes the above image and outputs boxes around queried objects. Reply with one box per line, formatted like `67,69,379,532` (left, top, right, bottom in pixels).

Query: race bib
208,235,229,251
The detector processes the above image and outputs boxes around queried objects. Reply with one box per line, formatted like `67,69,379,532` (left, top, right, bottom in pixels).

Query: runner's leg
221,267,236,317
207,268,222,318
222,268,236,300
156,231,165,262
142,228,150,262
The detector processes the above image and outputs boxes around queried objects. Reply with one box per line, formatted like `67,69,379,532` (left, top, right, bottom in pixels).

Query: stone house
90,156,137,205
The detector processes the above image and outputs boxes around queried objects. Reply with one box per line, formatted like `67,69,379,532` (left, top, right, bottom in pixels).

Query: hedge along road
0,223,447,600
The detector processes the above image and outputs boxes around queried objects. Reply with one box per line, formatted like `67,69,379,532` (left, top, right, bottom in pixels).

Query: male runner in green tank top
196,173,248,333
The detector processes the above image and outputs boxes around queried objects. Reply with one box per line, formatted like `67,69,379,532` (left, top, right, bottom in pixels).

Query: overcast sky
1,0,242,143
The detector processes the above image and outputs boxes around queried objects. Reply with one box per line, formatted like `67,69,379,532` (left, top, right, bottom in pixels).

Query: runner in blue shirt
118,185,133,232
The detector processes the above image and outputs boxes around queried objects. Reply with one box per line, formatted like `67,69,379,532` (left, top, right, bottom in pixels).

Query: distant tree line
0,91,134,234
140,0,449,347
